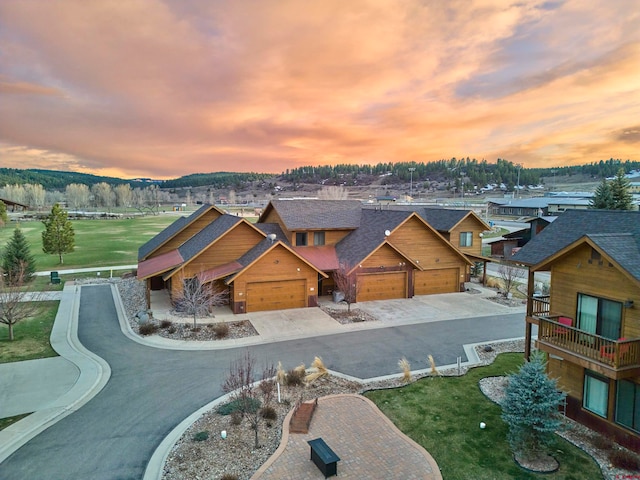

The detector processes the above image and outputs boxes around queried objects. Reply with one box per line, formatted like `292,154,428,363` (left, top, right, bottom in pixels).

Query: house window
314,231,325,246
459,232,473,247
616,380,640,432
584,371,609,417
296,232,308,246
577,293,622,340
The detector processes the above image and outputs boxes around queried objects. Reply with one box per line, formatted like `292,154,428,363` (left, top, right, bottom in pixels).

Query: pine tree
0,200,7,227
42,203,75,264
2,227,36,284
610,168,633,210
589,179,614,209
501,352,565,459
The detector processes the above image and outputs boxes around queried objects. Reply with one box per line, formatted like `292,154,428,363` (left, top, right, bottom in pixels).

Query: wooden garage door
246,279,306,312
414,268,459,295
357,272,407,302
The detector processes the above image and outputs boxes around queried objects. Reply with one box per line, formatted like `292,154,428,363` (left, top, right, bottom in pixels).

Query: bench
307,437,340,478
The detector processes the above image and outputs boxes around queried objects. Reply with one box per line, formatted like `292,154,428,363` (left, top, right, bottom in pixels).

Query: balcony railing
530,295,550,316
537,316,640,370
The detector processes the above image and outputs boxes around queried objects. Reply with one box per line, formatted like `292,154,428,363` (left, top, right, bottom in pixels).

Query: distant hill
1,158,638,191
0,168,157,190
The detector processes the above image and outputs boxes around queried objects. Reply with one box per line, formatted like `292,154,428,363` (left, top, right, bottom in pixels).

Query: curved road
2,285,524,479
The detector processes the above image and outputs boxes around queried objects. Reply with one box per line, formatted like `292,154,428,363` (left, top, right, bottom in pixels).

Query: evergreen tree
42,203,75,264
0,200,7,227
2,227,36,284
589,179,614,209
501,352,565,459
610,168,633,210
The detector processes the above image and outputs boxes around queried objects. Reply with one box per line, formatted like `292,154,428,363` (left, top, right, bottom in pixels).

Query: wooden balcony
530,295,550,316
535,316,640,379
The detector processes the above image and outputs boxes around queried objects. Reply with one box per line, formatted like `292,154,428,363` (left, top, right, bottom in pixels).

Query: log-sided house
512,210,640,452
138,200,488,313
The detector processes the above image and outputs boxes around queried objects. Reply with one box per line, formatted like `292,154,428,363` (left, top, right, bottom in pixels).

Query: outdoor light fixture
624,300,634,308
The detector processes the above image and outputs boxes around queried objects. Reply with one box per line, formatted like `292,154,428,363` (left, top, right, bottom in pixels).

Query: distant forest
0,158,638,191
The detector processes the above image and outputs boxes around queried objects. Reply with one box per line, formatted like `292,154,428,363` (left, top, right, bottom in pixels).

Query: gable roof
260,199,362,230
512,209,640,282
138,204,222,260
363,204,489,232
336,208,411,266
177,214,244,263
227,239,328,284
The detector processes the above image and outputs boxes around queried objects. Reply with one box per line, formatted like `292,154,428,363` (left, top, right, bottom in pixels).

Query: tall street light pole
408,167,416,202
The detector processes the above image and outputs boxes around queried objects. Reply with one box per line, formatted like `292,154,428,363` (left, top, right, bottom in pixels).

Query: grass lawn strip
365,353,603,480
0,301,59,363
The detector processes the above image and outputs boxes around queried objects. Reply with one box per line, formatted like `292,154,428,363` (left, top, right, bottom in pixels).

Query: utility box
50,271,61,285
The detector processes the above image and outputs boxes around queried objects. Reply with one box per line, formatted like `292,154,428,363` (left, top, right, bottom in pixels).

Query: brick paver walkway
252,394,442,480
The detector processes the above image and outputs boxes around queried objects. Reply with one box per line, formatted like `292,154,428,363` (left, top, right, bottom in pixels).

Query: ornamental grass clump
286,364,306,386
305,356,328,384
501,352,566,465
398,357,411,382
428,355,440,377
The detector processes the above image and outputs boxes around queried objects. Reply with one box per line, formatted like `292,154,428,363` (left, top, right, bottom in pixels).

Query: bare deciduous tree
23,184,46,211
332,262,360,313
66,183,90,211
91,182,115,211
318,185,348,200
0,263,44,341
222,351,275,448
114,184,132,209
497,261,526,298
172,272,228,328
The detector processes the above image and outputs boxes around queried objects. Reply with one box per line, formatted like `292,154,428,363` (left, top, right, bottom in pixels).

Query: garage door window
459,232,473,247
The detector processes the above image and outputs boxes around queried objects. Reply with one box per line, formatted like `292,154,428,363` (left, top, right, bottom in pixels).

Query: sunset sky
1,1,639,180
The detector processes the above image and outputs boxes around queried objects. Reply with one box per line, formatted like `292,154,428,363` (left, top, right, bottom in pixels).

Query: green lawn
0,214,177,271
365,354,602,480
0,301,59,363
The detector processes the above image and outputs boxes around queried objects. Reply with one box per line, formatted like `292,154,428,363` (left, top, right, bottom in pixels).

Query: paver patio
252,394,442,480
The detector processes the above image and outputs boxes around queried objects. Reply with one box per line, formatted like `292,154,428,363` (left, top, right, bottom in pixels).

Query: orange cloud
0,0,638,179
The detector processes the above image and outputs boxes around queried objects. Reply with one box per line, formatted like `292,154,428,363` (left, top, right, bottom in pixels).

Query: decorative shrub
610,449,640,470
191,326,201,333
213,322,229,338
192,431,209,442
590,435,613,451
230,411,242,425
260,406,277,421
167,326,176,334
217,397,261,416
139,323,158,336
160,320,172,329
220,474,239,480
286,368,304,386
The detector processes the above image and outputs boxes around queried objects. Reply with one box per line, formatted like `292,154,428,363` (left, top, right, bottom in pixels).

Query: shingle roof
255,223,289,244
363,204,478,232
335,209,412,266
138,216,189,260
268,199,362,230
137,203,215,260
177,214,243,262
511,210,640,281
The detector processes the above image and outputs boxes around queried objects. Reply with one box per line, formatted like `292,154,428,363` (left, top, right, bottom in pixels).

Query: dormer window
459,232,473,247
296,232,308,246
314,232,325,246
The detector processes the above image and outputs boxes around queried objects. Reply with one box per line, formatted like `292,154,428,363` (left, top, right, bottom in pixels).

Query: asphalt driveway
1,285,525,479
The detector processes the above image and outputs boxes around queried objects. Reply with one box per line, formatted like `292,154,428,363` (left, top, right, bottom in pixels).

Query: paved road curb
0,283,111,464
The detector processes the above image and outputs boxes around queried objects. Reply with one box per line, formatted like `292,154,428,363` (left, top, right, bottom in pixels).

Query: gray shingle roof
511,210,640,281
177,214,243,262
255,223,289,244
269,199,362,230
137,203,215,260
335,209,412,266
363,204,473,232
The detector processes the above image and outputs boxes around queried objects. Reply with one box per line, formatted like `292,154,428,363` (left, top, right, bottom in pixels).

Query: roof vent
267,233,277,244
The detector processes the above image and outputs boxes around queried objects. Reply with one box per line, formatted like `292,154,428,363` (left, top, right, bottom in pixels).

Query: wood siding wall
182,223,264,277
449,216,485,256
260,209,292,241
152,209,221,258
388,216,467,273
231,245,319,306
549,244,640,339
